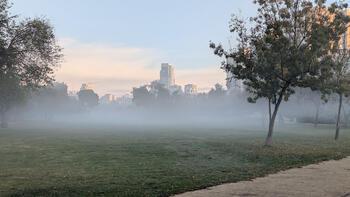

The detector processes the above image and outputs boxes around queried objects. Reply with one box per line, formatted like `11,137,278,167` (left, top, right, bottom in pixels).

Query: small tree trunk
266,114,276,146
314,105,320,128
265,92,285,146
262,99,272,129
0,111,8,128
335,93,343,141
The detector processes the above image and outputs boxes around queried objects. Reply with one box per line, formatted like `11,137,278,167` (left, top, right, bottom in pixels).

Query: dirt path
175,157,350,197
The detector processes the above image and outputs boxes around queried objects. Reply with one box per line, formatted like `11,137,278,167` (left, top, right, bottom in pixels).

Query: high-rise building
159,63,175,88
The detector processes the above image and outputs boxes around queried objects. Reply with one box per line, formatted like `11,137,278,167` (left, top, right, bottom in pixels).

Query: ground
175,157,350,197
0,123,350,196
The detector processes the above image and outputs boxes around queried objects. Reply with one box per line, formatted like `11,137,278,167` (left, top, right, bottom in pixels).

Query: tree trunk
262,99,272,129
314,105,320,128
265,88,286,146
0,111,8,128
335,93,343,141
265,106,280,146
266,117,275,146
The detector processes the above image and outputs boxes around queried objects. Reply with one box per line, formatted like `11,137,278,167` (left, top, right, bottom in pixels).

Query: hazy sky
11,0,257,96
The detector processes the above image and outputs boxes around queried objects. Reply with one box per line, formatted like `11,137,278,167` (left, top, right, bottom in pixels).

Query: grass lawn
0,123,350,197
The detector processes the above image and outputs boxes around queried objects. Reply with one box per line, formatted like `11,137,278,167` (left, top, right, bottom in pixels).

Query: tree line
132,81,227,107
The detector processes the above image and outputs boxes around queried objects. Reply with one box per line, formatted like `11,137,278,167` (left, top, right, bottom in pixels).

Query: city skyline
10,0,257,96
9,0,340,96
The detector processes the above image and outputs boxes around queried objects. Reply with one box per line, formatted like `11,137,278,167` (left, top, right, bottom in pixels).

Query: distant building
159,63,175,88
100,94,117,104
169,85,183,95
116,94,133,106
80,83,93,91
184,84,198,95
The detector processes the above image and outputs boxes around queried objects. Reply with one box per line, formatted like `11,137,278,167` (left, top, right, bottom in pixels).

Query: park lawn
0,124,350,197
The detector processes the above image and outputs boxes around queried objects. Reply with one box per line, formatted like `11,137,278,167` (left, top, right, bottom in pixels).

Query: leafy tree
132,82,173,107
210,0,350,145
0,75,25,128
78,89,99,108
208,84,226,99
323,48,350,140
0,0,62,127
132,86,154,107
30,82,69,119
154,83,171,105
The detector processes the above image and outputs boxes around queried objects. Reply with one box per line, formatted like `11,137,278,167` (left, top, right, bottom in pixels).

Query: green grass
1,123,350,197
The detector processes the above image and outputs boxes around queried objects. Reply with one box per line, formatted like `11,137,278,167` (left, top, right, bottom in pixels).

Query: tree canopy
78,89,99,108
210,0,350,145
0,0,62,127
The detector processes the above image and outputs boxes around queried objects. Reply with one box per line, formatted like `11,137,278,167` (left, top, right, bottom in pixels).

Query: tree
30,82,70,119
154,84,171,105
78,89,99,108
0,75,25,128
132,82,174,107
324,48,350,140
208,84,226,99
132,86,154,107
149,81,171,104
210,0,350,146
0,0,62,128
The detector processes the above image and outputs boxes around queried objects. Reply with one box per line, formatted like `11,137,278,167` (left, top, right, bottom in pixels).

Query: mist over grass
2,85,350,196
6,88,344,133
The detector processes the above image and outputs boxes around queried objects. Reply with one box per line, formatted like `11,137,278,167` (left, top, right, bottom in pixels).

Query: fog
4,82,346,133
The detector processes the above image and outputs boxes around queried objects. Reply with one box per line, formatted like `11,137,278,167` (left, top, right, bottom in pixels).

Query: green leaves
211,0,350,144
0,0,62,114
211,0,350,106
0,73,27,113
77,89,99,108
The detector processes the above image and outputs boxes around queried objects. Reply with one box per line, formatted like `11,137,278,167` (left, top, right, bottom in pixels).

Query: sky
11,0,257,96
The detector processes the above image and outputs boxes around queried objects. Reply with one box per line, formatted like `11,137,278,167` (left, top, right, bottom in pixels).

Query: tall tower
159,63,175,88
